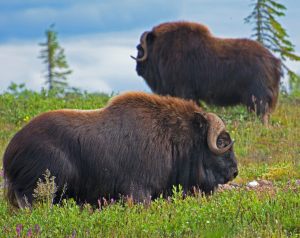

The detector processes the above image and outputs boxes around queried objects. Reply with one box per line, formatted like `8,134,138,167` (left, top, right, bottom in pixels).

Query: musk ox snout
233,168,238,178
227,160,239,182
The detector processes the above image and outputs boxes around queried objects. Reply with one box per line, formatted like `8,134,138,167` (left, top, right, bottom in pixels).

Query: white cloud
0,30,149,94
0,42,44,91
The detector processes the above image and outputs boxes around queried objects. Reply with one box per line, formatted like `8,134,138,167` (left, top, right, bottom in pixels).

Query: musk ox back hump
153,21,212,38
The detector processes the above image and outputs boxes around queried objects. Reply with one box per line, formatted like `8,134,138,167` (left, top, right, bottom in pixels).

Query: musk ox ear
194,111,207,128
131,31,155,61
145,31,155,44
217,132,235,149
203,113,234,155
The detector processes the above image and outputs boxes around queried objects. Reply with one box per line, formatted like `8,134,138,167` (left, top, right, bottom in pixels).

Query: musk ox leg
129,182,152,203
4,173,35,208
262,113,270,126
255,98,270,126
245,94,271,125
15,190,31,209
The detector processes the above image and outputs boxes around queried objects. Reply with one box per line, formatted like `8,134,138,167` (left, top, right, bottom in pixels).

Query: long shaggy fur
3,92,237,207
134,21,281,120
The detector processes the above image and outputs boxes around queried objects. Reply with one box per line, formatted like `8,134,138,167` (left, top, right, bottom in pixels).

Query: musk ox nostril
233,170,238,178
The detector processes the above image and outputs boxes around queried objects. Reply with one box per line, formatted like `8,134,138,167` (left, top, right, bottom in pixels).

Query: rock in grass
247,180,259,187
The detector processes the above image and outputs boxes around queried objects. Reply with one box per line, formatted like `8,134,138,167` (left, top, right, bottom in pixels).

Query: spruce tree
39,24,72,93
245,0,300,91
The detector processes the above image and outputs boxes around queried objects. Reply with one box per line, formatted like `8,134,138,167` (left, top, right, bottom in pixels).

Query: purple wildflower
27,228,32,237
16,224,23,237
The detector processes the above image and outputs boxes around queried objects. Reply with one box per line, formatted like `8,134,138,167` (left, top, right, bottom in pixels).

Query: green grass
0,90,299,237
0,90,110,157
0,185,299,237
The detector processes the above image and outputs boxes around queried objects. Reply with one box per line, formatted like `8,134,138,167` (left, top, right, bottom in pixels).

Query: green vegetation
0,89,299,237
0,185,299,237
245,0,300,91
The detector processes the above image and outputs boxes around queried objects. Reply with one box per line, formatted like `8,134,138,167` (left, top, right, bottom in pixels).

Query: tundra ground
0,90,299,237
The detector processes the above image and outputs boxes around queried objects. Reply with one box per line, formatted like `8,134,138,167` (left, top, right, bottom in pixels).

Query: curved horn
203,113,233,155
131,31,150,62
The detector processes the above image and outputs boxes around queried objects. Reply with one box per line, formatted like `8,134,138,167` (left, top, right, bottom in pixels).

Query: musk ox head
131,31,151,62
192,111,237,193
204,130,237,191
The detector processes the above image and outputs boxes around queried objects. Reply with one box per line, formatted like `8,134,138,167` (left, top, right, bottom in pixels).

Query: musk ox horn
204,113,234,155
131,31,150,62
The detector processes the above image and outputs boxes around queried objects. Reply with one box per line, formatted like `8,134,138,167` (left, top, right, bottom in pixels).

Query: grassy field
0,89,299,237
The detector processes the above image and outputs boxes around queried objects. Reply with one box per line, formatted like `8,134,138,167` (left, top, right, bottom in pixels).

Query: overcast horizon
1,0,299,94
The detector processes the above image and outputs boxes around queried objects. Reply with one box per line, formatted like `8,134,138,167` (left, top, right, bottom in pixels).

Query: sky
0,0,299,94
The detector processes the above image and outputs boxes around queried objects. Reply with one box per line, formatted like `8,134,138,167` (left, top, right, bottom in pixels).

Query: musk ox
132,21,281,124
3,92,237,208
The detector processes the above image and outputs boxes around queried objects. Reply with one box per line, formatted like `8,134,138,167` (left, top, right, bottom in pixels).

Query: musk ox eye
217,132,231,149
217,138,226,148
137,48,144,58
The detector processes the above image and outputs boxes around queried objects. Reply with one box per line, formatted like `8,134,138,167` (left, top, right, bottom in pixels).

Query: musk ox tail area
4,176,18,208
268,56,282,112
3,144,27,208
3,142,41,208
3,112,81,208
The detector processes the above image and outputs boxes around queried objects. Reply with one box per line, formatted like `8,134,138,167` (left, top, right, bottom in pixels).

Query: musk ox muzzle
3,92,237,208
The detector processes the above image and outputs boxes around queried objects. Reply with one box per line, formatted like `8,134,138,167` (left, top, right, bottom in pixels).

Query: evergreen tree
245,0,300,91
39,24,72,93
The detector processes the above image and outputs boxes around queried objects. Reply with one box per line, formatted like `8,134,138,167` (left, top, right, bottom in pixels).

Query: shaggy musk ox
132,21,281,124
3,92,238,208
